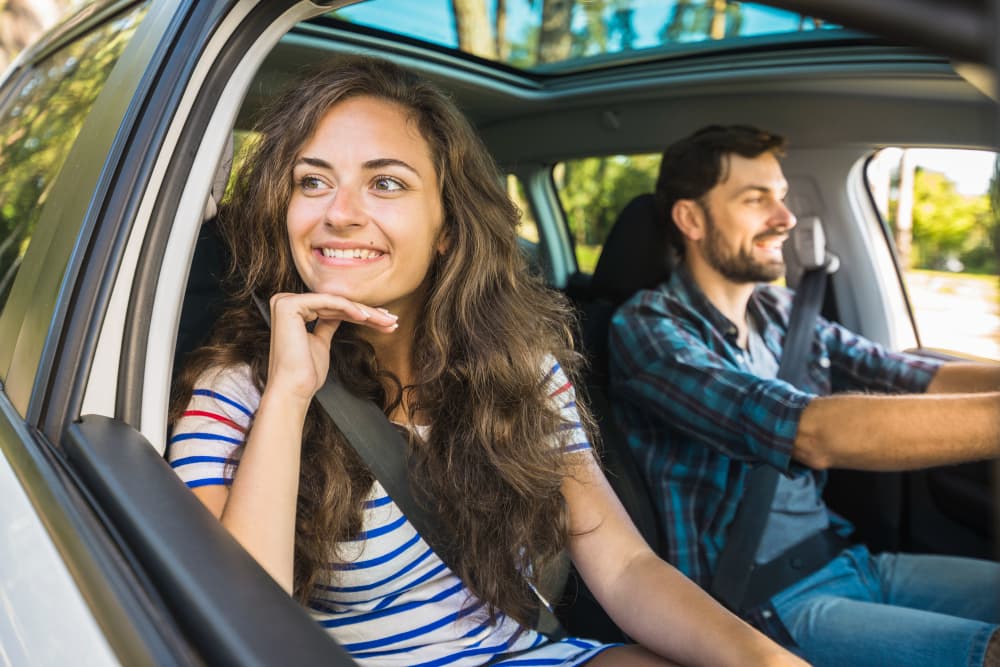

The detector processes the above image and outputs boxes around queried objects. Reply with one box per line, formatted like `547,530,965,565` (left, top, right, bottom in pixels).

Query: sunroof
329,0,843,74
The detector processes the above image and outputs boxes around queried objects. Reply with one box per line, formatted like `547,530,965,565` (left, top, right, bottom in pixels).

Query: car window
866,147,999,360
0,6,146,312
553,154,659,273
507,174,542,268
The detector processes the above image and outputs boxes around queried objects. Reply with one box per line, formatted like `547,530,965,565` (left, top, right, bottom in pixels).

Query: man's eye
373,176,404,192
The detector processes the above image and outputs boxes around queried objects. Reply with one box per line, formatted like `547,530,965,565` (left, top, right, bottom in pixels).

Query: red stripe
549,381,572,397
183,410,245,432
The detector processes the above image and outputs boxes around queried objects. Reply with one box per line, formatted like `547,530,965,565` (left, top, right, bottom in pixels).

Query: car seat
557,193,674,641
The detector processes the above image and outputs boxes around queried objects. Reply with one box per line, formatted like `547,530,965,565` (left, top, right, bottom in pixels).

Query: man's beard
701,207,786,284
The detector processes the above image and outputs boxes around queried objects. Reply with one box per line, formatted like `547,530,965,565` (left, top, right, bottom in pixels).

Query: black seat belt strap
710,266,828,612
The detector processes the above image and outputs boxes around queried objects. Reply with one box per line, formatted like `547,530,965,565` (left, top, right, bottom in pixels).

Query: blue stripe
185,478,230,488
169,432,243,446
500,645,611,667
192,388,254,418
371,562,450,610
349,514,407,541
561,442,591,453
541,362,561,385
170,455,229,468
319,581,465,628
330,533,422,571
406,621,509,667
321,548,435,593
558,421,582,431
342,602,483,652
364,495,393,508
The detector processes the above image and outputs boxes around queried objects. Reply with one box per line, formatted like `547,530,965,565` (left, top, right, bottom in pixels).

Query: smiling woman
286,96,446,322
166,56,805,667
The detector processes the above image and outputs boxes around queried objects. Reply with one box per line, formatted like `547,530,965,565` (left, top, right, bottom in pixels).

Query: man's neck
687,255,756,348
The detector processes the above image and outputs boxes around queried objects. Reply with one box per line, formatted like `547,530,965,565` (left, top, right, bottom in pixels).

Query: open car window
866,147,999,360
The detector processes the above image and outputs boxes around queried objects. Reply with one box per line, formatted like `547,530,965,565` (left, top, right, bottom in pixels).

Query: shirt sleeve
541,356,592,454
609,297,813,474
821,320,943,394
168,364,260,488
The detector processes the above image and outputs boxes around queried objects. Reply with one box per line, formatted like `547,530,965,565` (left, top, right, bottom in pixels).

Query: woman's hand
266,292,398,402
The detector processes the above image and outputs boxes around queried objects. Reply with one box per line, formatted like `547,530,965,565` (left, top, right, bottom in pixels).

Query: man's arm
793,390,1000,471
926,361,1000,394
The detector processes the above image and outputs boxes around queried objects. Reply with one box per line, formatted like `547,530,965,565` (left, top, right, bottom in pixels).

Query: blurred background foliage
0,1,142,307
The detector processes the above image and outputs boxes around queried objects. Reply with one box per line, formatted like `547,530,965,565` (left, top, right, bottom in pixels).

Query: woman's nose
324,188,366,229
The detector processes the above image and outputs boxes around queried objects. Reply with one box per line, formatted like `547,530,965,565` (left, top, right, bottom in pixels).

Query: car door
0,0,358,664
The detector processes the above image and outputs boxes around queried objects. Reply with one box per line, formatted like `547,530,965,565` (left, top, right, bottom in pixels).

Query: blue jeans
766,545,999,667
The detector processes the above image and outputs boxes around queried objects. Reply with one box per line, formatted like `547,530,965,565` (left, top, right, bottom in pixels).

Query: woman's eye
373,176,404,192
297,176,326,192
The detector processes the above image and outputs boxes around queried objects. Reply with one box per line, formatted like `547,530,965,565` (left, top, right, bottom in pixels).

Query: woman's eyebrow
293,156,421,179
295,156,332,169
363,157,420,177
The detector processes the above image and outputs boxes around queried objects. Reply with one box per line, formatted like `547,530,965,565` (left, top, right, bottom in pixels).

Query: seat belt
252,295,566,639
710,216,837,613
312,376,566,638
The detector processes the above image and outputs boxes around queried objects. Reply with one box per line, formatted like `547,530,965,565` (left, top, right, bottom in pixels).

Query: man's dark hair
655,124,786,255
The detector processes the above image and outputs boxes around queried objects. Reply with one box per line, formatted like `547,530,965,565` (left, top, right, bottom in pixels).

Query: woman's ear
672,199,706,243
435,227,451,255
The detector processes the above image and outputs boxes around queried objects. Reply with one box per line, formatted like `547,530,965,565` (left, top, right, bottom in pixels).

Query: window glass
553,153,658,273
328,1,842,75
507,174,539,243
0,5,147,311
506,174,543,273
866,148,999,360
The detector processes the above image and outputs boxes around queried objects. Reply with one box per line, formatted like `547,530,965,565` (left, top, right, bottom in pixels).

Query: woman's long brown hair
170,56,594,625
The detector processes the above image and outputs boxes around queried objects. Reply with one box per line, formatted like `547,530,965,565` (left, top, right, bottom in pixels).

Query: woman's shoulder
540,353,577,406
188,362,261,419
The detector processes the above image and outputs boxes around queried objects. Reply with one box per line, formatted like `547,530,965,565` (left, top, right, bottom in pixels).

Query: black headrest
590,193,674,304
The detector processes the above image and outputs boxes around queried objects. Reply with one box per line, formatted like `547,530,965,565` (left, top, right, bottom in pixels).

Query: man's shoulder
612,285,692,335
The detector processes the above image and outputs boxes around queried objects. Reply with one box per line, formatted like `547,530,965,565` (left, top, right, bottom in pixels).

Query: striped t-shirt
169,361,614,666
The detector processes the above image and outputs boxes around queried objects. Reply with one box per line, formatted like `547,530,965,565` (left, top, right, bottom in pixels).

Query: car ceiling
243,19,993,169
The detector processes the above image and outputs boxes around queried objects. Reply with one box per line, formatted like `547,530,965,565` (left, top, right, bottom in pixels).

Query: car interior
53,0,996,661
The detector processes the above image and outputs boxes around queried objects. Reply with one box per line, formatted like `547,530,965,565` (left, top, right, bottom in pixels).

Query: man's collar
671,261,768,341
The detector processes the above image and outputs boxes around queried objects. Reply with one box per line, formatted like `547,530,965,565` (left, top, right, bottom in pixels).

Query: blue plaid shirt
607,263,942,589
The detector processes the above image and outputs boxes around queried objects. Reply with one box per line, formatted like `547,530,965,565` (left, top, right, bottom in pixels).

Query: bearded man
608,125,1000,667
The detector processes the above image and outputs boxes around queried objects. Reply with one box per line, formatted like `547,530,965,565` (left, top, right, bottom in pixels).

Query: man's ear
672,199,705,242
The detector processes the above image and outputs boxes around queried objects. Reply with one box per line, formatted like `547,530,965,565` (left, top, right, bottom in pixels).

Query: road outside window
867,148,999,360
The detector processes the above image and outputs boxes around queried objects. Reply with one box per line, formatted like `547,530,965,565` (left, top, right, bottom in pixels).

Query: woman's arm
563,453,808,667
188,292,397,593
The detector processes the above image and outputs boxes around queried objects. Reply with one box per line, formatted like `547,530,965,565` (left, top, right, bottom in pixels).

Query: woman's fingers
270,292,399,331
310,318,339,347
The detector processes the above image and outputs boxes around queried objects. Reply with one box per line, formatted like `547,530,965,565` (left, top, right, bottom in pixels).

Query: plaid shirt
607,263,942,589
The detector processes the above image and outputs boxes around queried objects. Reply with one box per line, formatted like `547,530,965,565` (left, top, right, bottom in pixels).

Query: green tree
910,168,995,274
555,154,659,271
